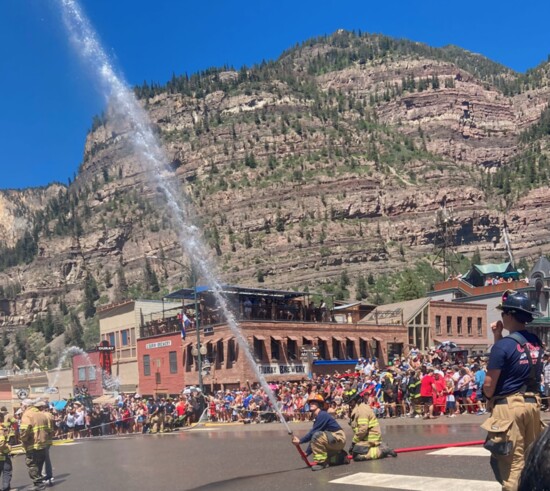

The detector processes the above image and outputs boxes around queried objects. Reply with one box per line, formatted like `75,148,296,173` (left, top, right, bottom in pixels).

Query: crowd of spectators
200,348,494,424
6,346,548,443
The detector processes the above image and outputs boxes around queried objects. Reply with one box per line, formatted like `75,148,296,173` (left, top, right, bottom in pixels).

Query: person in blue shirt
473,364,487,415
292,394,347,471
482,290,544,491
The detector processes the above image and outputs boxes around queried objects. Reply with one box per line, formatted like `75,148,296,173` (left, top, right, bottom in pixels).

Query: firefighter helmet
496,290,539,320
343,389,359,405
307,394,326,405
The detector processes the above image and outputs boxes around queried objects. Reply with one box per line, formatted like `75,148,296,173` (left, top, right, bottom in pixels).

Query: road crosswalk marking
330,472,500,490
427,447,490,456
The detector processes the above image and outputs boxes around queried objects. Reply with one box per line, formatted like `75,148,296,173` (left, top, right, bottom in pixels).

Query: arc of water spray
56,0,293,434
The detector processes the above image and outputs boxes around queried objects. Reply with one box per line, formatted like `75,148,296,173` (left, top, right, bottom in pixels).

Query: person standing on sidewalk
482,290,544,491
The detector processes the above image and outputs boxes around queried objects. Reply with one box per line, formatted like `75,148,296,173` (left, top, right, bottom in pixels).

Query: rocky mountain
2,31,550,366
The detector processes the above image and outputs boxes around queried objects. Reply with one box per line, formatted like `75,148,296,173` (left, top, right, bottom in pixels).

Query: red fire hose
394,439,485,454
293,443,314,467
295,438,485,466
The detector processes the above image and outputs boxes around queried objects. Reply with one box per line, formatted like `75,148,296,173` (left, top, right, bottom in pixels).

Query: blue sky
1,0,549,190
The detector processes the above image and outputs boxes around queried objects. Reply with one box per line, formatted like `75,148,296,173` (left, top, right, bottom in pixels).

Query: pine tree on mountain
83,273,100,319
356,275,368,300
144,257,160,293
0,342,5,368
43,309,55,342
66,311,84,348
396,270,425,301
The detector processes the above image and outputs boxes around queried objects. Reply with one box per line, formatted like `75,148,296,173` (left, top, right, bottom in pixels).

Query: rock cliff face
2,32,550,332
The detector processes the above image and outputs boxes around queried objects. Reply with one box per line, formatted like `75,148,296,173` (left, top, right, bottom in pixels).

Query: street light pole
147,254,203,393
192,266,203,393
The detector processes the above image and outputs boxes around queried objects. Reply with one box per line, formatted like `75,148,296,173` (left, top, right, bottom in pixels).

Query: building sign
259,364,306,375
98,340,113,376
145,340,173,350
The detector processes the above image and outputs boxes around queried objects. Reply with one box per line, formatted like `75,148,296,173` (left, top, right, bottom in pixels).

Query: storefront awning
206,337,222,345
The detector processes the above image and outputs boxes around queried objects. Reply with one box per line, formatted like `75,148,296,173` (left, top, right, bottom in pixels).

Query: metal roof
164,284,309,300
473,263,512,275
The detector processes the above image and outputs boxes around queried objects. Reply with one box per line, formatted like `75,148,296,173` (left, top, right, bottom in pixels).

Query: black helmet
343,389,359,405
496,290,539,320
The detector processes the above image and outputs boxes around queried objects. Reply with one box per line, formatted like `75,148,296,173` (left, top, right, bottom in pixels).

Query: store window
144,354,151,376
435,315,442,335
169,351,177,374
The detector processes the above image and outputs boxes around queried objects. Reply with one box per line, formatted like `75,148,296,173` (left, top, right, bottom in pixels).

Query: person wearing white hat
20,398,51,490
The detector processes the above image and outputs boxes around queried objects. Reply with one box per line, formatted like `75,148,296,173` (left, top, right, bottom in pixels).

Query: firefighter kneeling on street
346,388,397,461
292,394,348,471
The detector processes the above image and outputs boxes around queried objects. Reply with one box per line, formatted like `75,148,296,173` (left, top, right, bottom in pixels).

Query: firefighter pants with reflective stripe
486,394,543,491
310,429,346,463
353,445,382,461
25,448,46,488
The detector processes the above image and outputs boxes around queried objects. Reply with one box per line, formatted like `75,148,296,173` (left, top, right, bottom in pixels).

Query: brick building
97,299,180,393
137,332,183,396
136,319,407,395
72,350,103,398
430,301,487,354
360,298,487,355
428,259,550,344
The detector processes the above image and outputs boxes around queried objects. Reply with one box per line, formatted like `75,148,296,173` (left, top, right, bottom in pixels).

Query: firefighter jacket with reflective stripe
44,411,54,446
350,402,381,445
20,407,50,451
1,417,14,455
0,425,8,460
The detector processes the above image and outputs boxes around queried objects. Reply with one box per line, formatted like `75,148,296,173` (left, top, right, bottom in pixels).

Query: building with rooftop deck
429,259,550,346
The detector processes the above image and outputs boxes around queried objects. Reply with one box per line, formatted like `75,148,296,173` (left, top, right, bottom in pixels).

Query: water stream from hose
56,0,292,434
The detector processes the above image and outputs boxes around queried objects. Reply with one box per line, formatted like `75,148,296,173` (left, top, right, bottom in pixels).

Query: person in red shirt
420,368,438,419
433,371,447,416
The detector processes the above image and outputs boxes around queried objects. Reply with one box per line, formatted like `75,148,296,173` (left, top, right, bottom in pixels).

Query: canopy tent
435,341,458,352
51,400,67,411
92,395,117,405
461,262,517,287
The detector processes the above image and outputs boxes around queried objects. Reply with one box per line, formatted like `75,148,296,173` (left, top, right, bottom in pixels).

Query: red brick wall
72,351,103,397
430,301,487,343
137,332,185,396
173,320,407,390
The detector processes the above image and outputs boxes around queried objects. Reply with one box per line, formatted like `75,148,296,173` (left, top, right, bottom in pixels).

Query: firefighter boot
380,444,398,458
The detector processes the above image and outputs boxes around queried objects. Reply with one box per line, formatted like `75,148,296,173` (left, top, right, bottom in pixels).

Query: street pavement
8,414,524,491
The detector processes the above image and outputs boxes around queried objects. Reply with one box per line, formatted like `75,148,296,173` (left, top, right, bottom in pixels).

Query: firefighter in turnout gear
0,406,15,491
0,413,10,486
346,388,397,461
483,290,545,491
292,394,348,471
19,399,51,491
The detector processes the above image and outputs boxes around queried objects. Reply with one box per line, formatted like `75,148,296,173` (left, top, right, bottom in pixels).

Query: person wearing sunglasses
482,290,544,491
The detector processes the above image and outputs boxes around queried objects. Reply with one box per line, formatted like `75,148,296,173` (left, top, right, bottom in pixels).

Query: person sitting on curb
292,394,347,471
